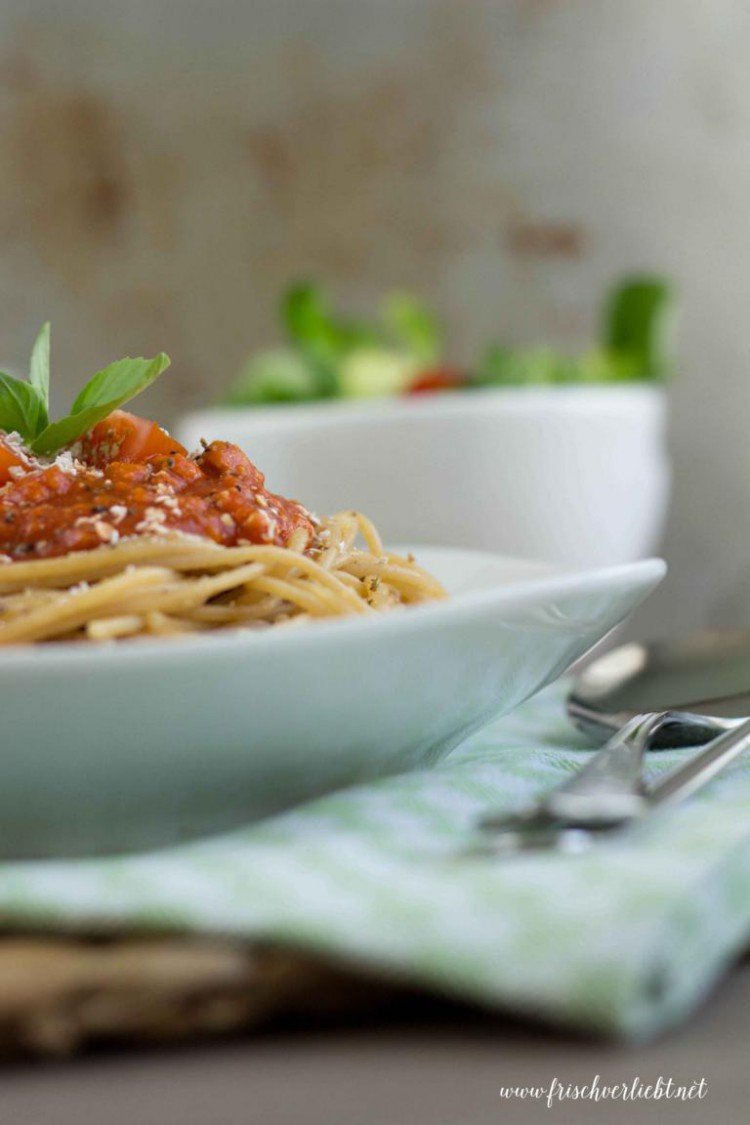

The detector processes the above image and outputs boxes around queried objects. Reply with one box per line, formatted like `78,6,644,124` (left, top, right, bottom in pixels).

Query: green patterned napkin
2,683,750,1041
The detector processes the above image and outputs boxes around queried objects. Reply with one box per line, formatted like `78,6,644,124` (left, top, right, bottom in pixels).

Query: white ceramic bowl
0,548,664,858
178,386,669,568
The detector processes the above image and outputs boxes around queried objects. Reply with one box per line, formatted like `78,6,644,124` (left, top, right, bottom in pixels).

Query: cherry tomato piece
406,368,466,395
78,410,187,466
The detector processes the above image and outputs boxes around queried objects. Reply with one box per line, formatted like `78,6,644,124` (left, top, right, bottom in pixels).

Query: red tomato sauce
0,440,315,560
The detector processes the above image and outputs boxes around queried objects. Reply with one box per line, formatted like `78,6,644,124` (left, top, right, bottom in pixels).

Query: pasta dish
0,328,443,644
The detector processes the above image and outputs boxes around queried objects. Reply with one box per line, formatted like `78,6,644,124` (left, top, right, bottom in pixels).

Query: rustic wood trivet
0,936,400,1059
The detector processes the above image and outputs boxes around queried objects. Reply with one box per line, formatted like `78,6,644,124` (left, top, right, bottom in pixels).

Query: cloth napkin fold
2,683,750,1041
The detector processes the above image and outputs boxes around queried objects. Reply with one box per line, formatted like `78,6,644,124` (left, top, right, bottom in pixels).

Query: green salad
222,276,673,406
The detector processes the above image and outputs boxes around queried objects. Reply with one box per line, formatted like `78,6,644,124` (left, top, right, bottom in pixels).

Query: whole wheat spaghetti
0,510,444,645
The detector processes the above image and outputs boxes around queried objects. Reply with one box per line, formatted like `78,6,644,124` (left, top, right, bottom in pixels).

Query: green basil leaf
31,402,130,455
382,292,441,365
283,282,329,347
32,352,171,455
602,277,674,381
282,282,364,364
71,353,170,414
0,371,46,441
29,322,51,418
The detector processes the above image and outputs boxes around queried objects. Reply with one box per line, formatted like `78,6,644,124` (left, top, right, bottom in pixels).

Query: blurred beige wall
0,0,747,630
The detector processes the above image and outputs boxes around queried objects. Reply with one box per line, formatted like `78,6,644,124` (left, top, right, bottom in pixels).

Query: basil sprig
29,321,50,408
0,325,170,456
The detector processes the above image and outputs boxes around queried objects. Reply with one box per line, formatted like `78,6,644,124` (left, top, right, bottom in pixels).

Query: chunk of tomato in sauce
77,410,187,467
0,435,30,485
406,367,466,394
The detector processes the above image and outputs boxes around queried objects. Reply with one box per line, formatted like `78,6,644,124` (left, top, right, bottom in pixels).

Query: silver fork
474,714,750,855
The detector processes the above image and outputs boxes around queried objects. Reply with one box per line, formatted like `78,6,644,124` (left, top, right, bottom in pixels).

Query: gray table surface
3,956,748,1125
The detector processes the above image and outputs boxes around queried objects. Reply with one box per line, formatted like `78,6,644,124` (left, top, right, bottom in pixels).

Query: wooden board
0,936,400,1058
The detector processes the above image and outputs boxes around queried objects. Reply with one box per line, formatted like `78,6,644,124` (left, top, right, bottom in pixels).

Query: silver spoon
568,629,750,746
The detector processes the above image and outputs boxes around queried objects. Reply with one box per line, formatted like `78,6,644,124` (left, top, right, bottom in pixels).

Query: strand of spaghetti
382,549,438,577
396,565,446,594
312,513,358,570
367,549,443,586
250,575,366,617
237,546,370,612
0,538,279,591
110,580,298,632
335,513,360,549
286,527,311,552
269,613,312,629
339,556,445,596
253,565,364,615
0,567,175,644
204,593,290,620
332,570,366,590
354,512,384,555
188,602,284,624
86,615,146,641
109,563,269,618
0,588,61,617
314,543,342,571
144,611,203,636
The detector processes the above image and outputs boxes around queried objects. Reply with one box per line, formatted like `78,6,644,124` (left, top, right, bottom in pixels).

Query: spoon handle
567,696,734,748
647,716,750,808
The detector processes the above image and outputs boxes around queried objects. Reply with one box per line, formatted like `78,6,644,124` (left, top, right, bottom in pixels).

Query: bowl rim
179,381,666,434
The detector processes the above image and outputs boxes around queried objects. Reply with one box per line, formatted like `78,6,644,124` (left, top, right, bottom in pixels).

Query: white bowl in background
177,385,669,567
